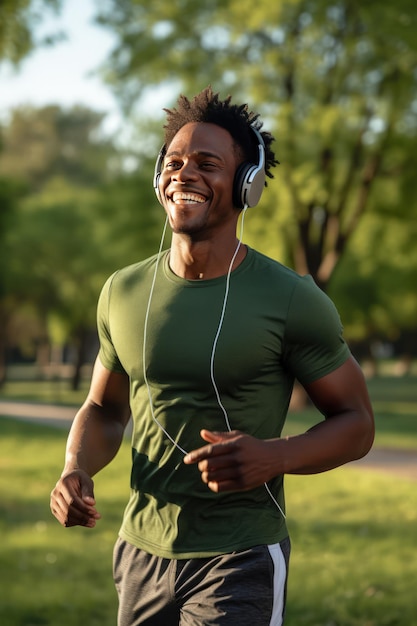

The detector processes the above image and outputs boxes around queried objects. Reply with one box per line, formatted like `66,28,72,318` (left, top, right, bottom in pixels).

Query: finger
200,429,242,443
183,434,239,465
200,465,240,486
183,443,218,464
51,487,100,527
60,487,96,516
206,478,247,493
82,495,96,505
199,429,225,443
52,496,99,528
197,453,237,475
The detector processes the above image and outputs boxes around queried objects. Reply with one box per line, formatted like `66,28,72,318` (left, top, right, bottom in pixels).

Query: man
50,87,374,626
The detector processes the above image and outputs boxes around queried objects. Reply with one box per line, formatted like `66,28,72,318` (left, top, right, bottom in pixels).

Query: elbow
353,412,375,461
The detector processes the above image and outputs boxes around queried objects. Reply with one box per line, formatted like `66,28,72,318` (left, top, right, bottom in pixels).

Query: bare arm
183,356,375,492
275,355,375,474
50,357,130,527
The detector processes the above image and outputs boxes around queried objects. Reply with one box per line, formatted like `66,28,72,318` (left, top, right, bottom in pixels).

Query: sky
0,0,122,133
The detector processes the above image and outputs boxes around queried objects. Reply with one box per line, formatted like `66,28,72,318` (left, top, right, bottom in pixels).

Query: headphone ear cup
233,127,266,209
154,172,162,204
233,163,249,209
233,162,265,209
241,163,266,208
153,146,165,205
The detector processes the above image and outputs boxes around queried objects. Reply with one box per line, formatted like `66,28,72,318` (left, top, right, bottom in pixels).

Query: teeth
172,192,205,204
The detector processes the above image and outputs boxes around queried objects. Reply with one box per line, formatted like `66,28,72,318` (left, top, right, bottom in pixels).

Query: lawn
283,374,417,450
0,418,130,626
1,373,417,625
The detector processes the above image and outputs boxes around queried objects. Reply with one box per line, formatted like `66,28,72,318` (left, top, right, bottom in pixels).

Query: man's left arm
279,354,375,474
184,355,375,492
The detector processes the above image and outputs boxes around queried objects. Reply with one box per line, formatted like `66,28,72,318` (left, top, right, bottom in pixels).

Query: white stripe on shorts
267,542,287,626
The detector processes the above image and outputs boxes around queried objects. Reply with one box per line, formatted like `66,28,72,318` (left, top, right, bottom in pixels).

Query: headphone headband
153,125,266,208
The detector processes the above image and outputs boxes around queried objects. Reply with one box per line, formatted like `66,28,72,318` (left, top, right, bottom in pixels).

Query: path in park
1,400,416,481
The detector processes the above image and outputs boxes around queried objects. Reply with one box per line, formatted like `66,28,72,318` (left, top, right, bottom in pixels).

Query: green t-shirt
97,247,350,558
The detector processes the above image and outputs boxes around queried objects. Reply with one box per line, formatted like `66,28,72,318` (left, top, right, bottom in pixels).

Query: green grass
0,378,90,407
0,418,131,626
2,373,417,449
285,468,417,625
1,372,417,624
1,414,416,626
282,375,417,450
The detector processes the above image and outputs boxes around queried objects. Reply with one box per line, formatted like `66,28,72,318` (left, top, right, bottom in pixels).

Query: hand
50,469,101,528
183,429,276,493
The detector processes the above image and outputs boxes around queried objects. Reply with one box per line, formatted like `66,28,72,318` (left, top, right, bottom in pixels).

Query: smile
171,192,206,205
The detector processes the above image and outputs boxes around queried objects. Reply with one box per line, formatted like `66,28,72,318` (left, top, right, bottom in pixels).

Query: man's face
158,122,241,238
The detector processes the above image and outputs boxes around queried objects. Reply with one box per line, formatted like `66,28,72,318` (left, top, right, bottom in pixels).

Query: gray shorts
113,536,290,626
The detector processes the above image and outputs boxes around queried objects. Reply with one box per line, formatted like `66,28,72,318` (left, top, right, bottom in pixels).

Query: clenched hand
50,469,101,528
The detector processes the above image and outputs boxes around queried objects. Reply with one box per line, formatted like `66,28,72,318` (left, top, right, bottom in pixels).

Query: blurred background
1,0,416,389
1,4,417,626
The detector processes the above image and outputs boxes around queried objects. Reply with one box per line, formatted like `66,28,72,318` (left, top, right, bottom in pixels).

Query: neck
169,236,247,280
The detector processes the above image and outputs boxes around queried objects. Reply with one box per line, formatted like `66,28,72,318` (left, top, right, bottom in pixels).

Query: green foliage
0,0,63,64
2,0,417,360
0,177,25,294
0,105,114,191
94,0,417,345
0,104,164,371
329,212,417,340
96,166,166,270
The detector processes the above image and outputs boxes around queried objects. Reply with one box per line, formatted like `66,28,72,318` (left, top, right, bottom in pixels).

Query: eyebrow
165,150,223,161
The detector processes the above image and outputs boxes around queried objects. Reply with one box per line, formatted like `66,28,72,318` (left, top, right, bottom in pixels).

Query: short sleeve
96,272,126,374
283,275,350,385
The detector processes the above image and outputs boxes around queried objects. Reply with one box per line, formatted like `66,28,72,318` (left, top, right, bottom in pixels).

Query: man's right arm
50,357,130,528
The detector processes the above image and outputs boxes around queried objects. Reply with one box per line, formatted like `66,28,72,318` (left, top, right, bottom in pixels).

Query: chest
109,279,286,391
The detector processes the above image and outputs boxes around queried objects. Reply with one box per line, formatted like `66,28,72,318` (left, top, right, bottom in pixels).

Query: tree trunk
71,327,92,391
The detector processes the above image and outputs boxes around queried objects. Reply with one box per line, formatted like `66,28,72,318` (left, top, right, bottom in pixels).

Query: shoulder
288,273,342,327
248,248,300,280
246,249,345,337
245,248,304,295
103,252,166,294
244,249,320,310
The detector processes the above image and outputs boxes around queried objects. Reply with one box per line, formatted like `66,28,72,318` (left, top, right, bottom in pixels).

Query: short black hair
163,86,278,182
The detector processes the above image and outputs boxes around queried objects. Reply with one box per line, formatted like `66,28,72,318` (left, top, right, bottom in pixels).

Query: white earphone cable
208,206,286,519
142,216,189,455
143,207,285,518
209,207,248,431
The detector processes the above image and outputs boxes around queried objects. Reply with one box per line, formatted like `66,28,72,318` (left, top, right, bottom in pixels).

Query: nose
172,159,198,182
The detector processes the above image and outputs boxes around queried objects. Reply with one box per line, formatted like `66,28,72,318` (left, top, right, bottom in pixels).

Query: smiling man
50,87,374,626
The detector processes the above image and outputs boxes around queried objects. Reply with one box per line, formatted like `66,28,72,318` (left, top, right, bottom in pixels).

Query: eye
164,159,182,170
200,161,217,170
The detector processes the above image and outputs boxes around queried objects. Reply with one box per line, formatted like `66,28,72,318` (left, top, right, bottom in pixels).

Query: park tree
0,177,26,384
95,0,417,290
0,104,114,191
0,105,115,387
0,0,63,65
4,180,110,389
0,104,165,388
329,154,417,367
